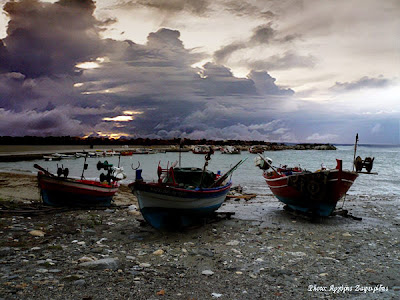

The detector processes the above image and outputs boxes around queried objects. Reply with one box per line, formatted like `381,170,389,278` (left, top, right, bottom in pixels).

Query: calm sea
1,145,399,197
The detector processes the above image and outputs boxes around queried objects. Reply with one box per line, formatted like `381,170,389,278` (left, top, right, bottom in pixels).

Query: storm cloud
0,0,296,139
0,0,104,78
0,0,398,144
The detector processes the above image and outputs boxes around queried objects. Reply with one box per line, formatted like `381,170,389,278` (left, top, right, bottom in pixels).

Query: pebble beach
0,172,399,299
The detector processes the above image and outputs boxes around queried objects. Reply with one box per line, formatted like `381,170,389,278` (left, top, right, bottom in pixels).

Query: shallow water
0,145,399,197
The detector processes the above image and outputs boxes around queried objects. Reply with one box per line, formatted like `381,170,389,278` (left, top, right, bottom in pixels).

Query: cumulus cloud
150,122,292,142
248,71,294,95
0,108,87,136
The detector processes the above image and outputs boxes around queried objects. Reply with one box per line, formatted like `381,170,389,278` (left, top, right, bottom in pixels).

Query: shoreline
0,144,337,162
0,172,399,299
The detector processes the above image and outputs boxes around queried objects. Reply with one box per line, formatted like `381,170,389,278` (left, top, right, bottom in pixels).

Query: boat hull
38,173,119,207
265,170,358,216
129,181,232,229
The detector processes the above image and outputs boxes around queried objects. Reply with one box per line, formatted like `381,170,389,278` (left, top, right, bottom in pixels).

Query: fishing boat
192,145,211,154
255,155,358,217
35,159,125,207
129,151,246,229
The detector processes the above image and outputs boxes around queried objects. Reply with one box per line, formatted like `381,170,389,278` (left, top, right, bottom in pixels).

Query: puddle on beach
218,194,397,230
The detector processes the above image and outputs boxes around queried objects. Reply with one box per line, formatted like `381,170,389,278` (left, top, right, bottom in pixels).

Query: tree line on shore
0,136,336,150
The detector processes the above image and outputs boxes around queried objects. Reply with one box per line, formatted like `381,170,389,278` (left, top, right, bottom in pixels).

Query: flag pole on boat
352,133,359,172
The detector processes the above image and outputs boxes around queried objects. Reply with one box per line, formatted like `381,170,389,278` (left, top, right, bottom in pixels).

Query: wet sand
0,172,399,299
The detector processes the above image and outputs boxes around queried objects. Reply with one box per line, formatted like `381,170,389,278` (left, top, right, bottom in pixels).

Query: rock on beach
0,172,399,299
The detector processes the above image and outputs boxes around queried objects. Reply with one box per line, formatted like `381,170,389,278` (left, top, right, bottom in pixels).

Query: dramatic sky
0,0,399,144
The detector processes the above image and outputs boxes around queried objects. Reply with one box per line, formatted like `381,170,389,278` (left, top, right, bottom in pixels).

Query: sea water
0,145,399,197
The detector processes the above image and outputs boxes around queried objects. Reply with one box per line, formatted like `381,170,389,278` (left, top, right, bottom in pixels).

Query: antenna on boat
352,133,359,172
81,153,88,180
178,138,184,167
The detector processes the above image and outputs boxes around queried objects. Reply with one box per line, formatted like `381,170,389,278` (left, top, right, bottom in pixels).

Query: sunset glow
102,116,134,122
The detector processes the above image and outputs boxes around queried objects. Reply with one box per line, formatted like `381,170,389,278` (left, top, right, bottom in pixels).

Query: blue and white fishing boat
129,151,245,229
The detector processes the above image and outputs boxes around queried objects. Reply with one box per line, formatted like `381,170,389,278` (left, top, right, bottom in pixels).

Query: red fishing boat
35,161,124,207
255,155,358,216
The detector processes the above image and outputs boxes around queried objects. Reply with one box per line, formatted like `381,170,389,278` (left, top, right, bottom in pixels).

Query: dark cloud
196,63,257,96
213,23,276,64
213,42,246,65
248,71,294,96
330,76,391,92
2,0,394,144
0,108,87,136
250,23,276,44
0,0,104,78
0,0,278,139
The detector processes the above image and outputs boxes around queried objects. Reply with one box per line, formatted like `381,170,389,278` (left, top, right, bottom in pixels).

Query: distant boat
133,148,153,154
255,155,358,217
75,151,97,158
75,152,87,158
221,146,241,154
129,152,246,229
120,151,133,156
192,145,211,154
34,160,124,207
43,155,62,161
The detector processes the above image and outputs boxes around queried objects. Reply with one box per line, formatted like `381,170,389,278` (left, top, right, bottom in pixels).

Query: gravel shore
0,172,399,299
